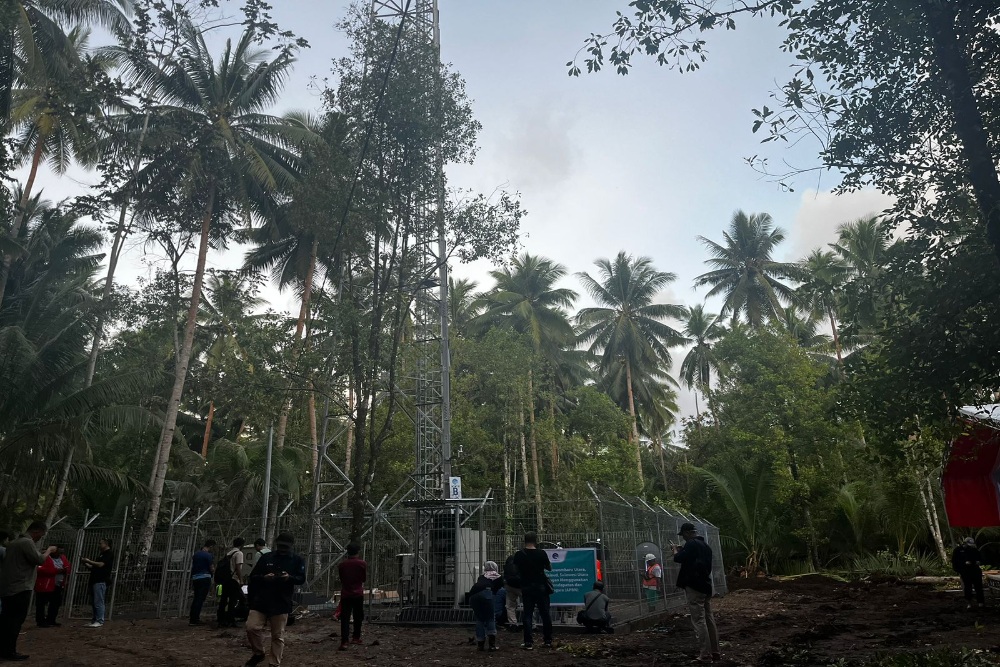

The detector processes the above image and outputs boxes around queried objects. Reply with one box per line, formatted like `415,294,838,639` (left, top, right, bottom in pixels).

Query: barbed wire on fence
50,485,725,626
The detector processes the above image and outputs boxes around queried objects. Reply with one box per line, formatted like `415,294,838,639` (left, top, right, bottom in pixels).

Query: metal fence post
64,510,89,620
156,503,176,618
106,506,129,621
586,483,608,595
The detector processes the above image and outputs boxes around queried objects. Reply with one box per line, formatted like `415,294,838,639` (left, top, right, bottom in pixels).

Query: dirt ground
13,575,1000,666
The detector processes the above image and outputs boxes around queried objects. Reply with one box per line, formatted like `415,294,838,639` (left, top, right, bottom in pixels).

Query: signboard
544,548,598,607
448,476,462,500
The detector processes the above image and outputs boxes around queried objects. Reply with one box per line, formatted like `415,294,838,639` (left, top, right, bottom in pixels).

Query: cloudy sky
19,1,894,420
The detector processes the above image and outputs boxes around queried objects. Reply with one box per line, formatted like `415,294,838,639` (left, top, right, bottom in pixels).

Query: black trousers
190,578,212,622
35,587,64,625
521,590,552,646
340,596,364,642
0,590,32,657
217,579,244,625
961,571,985,604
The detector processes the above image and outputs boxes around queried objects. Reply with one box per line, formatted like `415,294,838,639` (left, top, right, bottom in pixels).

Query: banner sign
544,548,598,607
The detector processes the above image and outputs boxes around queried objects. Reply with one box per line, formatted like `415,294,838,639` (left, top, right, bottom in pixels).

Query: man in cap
642,553,662,612
952,537,985,609
244,532,306,667
673,522,720,662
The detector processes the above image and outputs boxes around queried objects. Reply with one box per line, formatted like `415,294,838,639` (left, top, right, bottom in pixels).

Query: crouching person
244,533,305,667
468,561,504,651
578,582,613,634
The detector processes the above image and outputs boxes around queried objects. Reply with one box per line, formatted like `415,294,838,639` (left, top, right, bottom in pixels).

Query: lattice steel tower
370,0,452,503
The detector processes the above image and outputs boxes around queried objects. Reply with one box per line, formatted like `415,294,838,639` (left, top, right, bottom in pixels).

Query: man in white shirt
250,538,271,571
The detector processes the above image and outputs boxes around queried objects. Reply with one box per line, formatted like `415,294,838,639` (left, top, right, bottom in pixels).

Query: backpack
504,554,522,588
214,550,233,584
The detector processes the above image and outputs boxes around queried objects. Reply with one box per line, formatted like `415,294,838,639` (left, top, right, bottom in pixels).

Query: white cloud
786,188,896,259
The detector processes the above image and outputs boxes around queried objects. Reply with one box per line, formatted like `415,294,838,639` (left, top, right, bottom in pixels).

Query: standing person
35,546,71,627
216,537,246,627
503,552,523,631
250,538,271,571
337,543,367,650
0,522,55,660
953,537,986,609
642,553,663,612
673,522,719,662
578,581,613,634
513,532,552,650
468,561,504,651
243,533,306,667
82,538,114,628
189,540,216,626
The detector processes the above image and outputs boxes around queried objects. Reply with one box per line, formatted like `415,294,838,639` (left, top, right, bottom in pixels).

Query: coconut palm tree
115,21,307,558
678,304,724,422
694,210,801,327
1,0,132,120
474,253,577,529
1,26,112,306
774,305,834,363
831,215,890,333
577,251,685,485
0,198,151,522
798,249,849,363
448,277,481,338
474,253,577,352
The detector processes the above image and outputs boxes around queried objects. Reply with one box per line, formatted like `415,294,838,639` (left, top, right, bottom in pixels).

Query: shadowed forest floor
14,575,1000,666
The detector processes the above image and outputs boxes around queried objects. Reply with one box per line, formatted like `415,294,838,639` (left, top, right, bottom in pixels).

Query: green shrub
848,550,946,579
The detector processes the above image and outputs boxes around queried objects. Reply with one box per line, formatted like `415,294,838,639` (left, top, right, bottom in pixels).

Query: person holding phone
243,533,305,667
81,538,114,628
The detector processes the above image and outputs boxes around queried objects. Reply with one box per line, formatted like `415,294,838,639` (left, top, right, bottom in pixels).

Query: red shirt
338,557,367,599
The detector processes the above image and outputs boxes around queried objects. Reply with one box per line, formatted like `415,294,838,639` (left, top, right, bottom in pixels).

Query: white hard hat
645,553,656,560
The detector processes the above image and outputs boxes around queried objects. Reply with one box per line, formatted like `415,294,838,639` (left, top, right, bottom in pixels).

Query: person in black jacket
468,561,504,651
512,532,552,650
243,533,306,667
952,537,985,609
673,523,719,662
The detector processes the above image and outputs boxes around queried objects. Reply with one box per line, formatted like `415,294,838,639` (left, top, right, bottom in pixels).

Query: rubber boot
478,640,486,651
488,635,498,651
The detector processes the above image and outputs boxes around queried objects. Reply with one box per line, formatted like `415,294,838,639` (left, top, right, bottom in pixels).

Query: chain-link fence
47,488,724,627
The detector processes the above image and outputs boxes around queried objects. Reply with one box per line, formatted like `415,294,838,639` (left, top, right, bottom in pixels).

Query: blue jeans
470,591,496,641
92,582,107,623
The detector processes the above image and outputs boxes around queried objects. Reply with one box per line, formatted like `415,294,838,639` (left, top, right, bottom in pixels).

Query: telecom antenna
370,0,452,503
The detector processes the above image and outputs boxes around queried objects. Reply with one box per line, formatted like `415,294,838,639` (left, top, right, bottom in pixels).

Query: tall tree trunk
266,240,319,541
503,429,514,552
0,139,43,306
528,370,543,532
518,401,529,496
828,307,842,364
656,435,668,495
706,385,721,432
927,5,1000,263
624,358,644,485
139,181,216,561
343,385,354,511
548,398,559,483
920,474,948,563
786,446,819,568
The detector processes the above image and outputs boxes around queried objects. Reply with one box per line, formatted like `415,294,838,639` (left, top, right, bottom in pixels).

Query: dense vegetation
2,0,998,577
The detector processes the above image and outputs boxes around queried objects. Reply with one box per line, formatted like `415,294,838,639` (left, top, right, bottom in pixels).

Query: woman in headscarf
468,560,504,651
